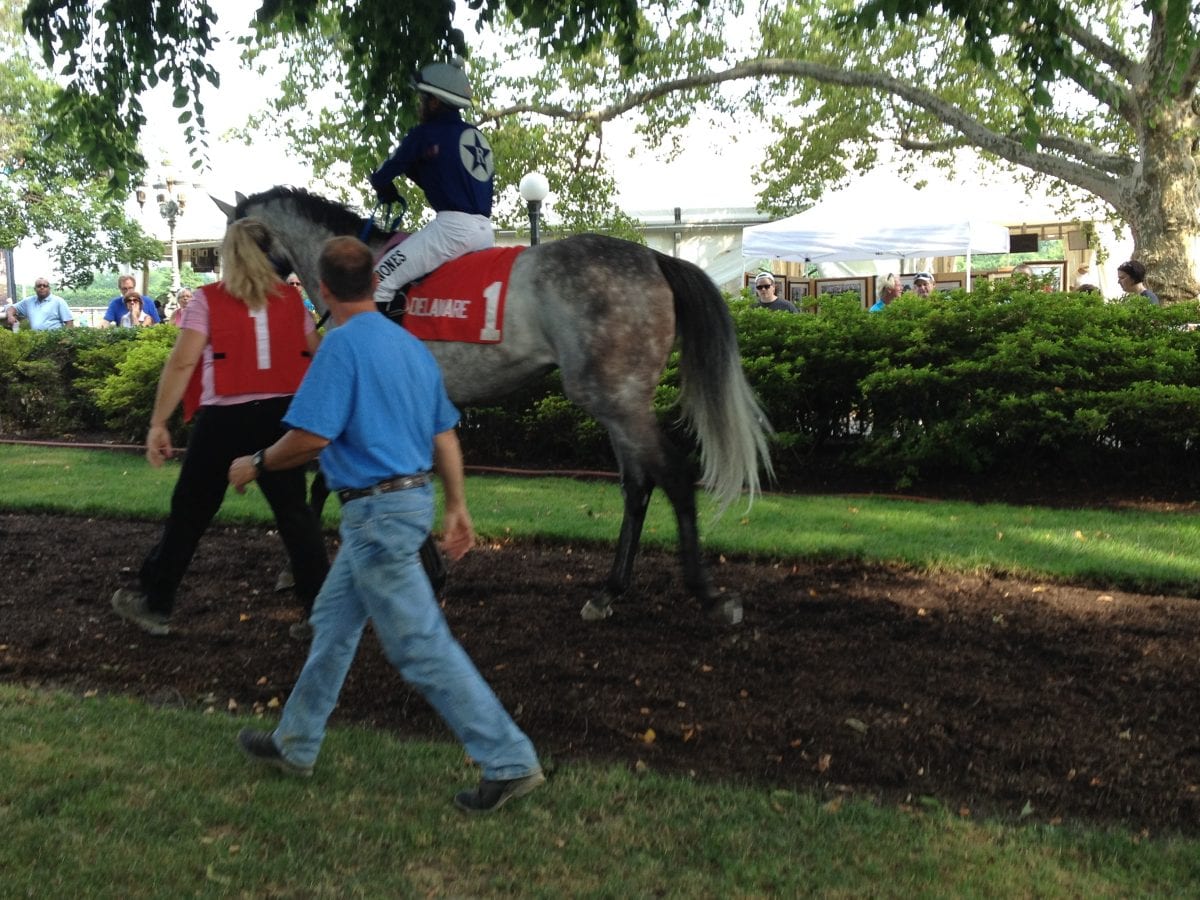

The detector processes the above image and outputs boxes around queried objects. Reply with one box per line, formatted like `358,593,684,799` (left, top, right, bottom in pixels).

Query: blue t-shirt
14,294,73,330
370,108,493,216
283,311,459,490
104,294,161,324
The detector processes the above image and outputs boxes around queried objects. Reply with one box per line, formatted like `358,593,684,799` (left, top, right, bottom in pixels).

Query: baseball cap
755,272,774,285
912,272,933,283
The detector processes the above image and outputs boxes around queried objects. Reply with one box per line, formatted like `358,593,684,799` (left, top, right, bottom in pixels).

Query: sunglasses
755,284,772,289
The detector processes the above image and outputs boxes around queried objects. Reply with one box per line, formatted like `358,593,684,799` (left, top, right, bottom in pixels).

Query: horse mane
238,186,372,237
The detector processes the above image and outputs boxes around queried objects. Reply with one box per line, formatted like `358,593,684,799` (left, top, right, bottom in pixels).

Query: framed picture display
788,280,811,303
814,277,869,308
1025,261,1067,290
934,274,965,292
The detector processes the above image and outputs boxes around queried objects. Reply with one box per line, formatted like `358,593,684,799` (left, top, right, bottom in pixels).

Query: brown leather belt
337,473,431,504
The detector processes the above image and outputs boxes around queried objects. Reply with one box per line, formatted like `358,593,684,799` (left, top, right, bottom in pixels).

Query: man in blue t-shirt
368,59,494,310
228,235,543,815
101,273,161,327
6,277,74,330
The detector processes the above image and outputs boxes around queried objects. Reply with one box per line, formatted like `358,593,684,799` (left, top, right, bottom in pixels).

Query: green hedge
2,283,1198,491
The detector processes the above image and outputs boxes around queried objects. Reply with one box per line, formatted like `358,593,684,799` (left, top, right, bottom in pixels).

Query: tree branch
1058,17,1136,81
484,59,1127,205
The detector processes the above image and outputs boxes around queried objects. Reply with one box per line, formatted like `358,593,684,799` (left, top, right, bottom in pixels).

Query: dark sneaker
237,728,313,777
111,588,170,636
454,769,545,814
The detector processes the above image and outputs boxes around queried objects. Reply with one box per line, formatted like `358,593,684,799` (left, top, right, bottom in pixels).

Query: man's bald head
319,236,376,303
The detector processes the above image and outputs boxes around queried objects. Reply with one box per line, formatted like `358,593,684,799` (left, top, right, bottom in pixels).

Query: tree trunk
1125,98,1200,303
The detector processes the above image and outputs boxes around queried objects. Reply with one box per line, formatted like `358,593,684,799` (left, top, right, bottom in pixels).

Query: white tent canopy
741,172,1012,285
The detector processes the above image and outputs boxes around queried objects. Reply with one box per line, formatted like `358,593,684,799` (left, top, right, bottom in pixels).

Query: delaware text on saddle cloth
383,245,525,344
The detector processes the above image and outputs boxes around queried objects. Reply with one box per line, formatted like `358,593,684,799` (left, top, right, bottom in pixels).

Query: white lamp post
136,168,197,296
518,172,550,245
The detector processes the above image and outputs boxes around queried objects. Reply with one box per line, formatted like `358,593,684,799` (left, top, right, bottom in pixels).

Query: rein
358,198,406,242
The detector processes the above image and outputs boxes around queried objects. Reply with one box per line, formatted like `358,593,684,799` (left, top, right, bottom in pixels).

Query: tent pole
966,244,973,291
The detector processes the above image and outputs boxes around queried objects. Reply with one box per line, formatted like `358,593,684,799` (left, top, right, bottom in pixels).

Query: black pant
138,397,329,616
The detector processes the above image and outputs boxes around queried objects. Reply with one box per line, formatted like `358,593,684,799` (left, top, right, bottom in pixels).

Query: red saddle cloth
403,246,526,344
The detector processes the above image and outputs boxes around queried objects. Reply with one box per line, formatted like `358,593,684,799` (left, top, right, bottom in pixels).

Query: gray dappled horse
214,187,772,624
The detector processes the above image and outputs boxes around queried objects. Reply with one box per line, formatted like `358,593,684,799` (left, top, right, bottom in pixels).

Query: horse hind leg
581,424,741,626
580,464,653,621
652,434,743,625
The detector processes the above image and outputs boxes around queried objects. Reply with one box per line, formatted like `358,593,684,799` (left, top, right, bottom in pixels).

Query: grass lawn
2,444,1199,895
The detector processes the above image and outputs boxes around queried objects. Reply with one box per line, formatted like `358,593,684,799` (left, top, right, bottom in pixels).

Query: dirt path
3,511,1198,834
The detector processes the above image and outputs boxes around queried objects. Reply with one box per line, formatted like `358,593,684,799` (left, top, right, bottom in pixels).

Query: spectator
1116,260,1160,305
110,218,329,638
287,274,319,323
119,291,154,327
5,277,74,330
101,274,161,327
170,287,194,326
870,273,901,311
912,271,935,298
752,273,798,312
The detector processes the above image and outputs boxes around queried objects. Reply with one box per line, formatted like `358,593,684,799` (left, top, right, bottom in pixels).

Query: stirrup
379,292,407,325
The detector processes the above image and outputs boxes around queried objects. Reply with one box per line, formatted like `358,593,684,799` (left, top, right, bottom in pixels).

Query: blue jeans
273,484,539,779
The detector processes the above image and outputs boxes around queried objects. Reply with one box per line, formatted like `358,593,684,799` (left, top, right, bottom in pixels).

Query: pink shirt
179,286,316,407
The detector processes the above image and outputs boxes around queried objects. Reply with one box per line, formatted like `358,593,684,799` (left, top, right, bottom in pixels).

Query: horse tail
655,252,774,513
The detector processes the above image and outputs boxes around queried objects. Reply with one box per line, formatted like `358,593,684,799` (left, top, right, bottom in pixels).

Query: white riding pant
374,211,494,308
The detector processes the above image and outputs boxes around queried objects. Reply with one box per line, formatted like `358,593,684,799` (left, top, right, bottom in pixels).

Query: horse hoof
580,599,614,621
709,597,743,625
275,569,295,592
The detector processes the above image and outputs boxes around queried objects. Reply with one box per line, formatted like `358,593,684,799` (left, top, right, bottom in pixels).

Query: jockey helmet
414,59,473,109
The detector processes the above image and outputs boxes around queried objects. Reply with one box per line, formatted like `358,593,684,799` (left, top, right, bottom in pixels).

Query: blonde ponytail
220,219,282,310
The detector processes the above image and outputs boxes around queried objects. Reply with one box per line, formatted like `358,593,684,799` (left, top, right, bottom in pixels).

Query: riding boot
380,291,408,326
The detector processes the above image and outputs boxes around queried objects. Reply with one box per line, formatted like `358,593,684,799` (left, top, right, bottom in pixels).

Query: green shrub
87,329,175,440
2,287,1199,492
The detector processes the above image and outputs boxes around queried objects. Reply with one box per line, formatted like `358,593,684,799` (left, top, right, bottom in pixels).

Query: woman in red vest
112,218,329,637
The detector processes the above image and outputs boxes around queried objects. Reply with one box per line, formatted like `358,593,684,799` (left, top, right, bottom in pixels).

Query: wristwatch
251,449,267,475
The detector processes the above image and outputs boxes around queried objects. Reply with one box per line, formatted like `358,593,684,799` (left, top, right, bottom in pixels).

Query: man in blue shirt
368,59,495,311
228,236,543,814
100,273,161,327
5,277,74,330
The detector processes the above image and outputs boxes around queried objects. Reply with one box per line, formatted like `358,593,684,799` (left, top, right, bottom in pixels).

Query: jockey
369,59,496,311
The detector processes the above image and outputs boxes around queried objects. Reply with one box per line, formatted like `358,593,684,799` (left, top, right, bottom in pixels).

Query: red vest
183,282,312,421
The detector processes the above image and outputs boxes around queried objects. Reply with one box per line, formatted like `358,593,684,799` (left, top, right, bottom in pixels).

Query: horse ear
235,191,248,205
211,195,237,222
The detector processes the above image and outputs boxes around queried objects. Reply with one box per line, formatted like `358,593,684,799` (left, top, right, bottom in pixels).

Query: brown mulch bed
2,510,1199,835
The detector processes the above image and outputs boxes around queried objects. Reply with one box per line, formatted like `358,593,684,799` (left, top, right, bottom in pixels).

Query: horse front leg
275,463,330,592
580,475,652,621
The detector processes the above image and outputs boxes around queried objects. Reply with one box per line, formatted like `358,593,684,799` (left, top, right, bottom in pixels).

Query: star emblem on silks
459,128,495,183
